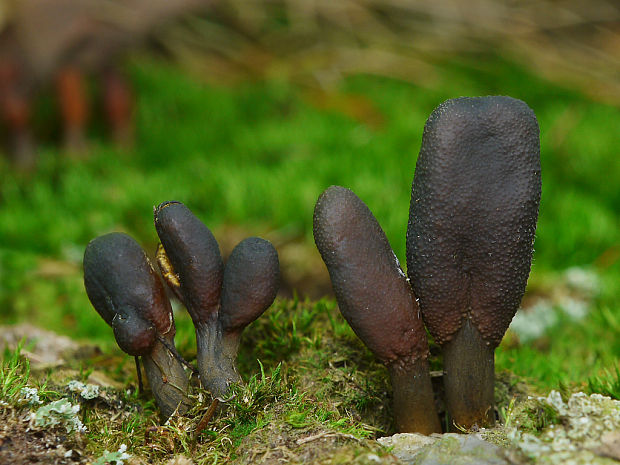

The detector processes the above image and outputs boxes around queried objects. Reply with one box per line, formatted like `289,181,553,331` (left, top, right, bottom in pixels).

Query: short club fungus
83,232,191,420
406,96,541,429
313,186,442,434
154,201,280,398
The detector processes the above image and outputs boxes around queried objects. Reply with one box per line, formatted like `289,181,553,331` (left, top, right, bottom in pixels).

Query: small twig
296,432,361,445
134,356,143,394
194,398,220,439
156,334,199,375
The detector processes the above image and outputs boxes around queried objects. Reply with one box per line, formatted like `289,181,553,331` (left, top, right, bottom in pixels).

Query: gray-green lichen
384,391,620,465
92,444,132,465
509,267,599,343
33,398,86,433
19,387,43,406
508,390,620,464
67,380,100,400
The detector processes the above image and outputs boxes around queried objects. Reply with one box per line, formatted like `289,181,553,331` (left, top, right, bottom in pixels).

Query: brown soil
235,421,400,465
0,409,88,465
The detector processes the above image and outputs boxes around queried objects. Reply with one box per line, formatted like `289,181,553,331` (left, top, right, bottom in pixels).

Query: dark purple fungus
154,201,279,398
213,237,280,394
313,185,441,434
83,232,191,420
153,201,224,320
406,96,541,430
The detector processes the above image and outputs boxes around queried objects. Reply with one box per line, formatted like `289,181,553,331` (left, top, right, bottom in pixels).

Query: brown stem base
142,339,192,421
195,323,242,399
443,319,495,430
388,358,442,434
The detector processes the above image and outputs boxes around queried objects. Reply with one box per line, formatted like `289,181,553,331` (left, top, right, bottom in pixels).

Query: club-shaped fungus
314,186,442,434
83,232,191,420
154,201,279,398
406,96,541,429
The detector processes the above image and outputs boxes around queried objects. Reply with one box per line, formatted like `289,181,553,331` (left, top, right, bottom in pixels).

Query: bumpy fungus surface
406,96,541,429
154,200,223,323
314,185,441,434
220,237,280,334
83,232,190,420
154,201,279,398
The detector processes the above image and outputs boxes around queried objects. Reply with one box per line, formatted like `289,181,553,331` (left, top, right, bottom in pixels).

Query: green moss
508,398,561,435
588,366,620,400
0,343,30,405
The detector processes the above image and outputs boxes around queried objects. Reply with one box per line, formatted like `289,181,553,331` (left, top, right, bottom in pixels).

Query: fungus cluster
314,96,541,433
83,201,279,420
84,232,191,420
154,201,280,398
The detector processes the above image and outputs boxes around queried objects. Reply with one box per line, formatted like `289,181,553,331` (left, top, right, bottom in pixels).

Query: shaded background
0,0,618,389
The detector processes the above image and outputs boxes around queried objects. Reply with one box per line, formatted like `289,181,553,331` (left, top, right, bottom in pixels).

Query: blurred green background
0,0,618,392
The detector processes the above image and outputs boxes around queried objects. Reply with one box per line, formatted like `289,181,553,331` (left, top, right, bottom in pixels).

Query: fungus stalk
154,201,279,398
442,320,495,427
83,233,191,420
191,317,242,397
388,357,441,433
141,335,192,417
406,96,541,430
314,186,441,434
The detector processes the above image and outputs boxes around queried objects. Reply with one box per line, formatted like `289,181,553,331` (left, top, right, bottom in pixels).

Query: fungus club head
314,185,429,365
196,236,280,399
407,96,541,348
219,237,280,335
83,232,173,356
83,232,190,420
154,200,223,324
154,201,280,398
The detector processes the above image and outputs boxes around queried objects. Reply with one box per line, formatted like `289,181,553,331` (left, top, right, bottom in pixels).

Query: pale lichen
93,443,132,465
67,380,100,400
19,386,42,406
33,398,86,433
508,391,620,464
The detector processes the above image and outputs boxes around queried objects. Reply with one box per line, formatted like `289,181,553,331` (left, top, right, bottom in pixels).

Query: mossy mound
1,299,618,464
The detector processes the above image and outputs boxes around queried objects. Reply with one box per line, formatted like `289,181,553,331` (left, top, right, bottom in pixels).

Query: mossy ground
4,298,616,464
0,299,408,464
